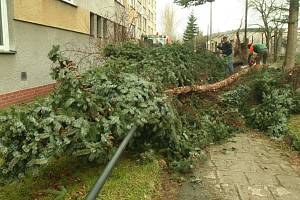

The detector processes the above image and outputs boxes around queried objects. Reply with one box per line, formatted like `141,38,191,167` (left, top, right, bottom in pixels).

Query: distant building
208,28,300,57
0,0,156,108
208,29,277,51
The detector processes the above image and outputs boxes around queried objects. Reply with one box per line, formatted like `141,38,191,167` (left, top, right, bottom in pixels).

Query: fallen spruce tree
165,67,251,95
0,43,237,183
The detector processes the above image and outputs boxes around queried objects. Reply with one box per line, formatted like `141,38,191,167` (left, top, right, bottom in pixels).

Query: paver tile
237,184,275,200
179,134,300,200
217,171,249,185
220,184,240,200
258,163,285,175
276,175,300,189
269,186,300,200
245,172,279,186
226,161,262,173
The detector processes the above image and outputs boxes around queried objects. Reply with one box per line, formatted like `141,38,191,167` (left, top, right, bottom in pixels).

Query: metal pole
194,34,197,52
210,1,213,50
244,0,248,46
85,126,138,200
207,25,209,50
194,28,199,52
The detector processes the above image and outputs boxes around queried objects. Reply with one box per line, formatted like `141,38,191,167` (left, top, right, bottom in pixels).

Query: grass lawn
0,157,162,200
288,115,300,151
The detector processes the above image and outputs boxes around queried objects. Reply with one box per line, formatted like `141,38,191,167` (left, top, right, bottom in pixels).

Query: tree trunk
165,67,251,95
285,0,299,70
274,32,277,62
244,0,249,64
234,20,245,64
265,33,271,54
274,31,282,63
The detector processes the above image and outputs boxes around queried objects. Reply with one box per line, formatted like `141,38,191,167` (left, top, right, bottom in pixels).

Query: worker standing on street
248,43,268,68
217,36,234,74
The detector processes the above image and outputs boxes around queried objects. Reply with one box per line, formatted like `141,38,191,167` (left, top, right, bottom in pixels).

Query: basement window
0,0,9,51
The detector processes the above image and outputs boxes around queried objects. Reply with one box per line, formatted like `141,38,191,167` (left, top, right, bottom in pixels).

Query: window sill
115,1,125,7
60,0,78,7
0,50,17,54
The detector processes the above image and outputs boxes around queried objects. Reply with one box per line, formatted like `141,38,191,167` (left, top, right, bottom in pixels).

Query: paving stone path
179,133,300,200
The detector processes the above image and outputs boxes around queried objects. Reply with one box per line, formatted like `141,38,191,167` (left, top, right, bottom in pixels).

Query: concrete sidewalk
179,133,300,200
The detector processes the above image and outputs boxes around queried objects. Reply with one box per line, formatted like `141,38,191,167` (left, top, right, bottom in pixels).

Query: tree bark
274,32,278,62
165,67,251,95
234,19,245,64
285,0,299,70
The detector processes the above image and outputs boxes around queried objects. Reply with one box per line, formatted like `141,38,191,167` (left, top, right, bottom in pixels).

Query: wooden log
165,66,251,95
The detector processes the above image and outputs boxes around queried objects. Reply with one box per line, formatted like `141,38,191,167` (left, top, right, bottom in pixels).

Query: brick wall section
0,84,56,108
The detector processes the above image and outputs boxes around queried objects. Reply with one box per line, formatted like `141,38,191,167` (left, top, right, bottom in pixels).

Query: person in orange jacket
248,43,268,68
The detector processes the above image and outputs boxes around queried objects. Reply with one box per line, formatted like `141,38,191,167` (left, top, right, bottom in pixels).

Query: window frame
0,0,9,51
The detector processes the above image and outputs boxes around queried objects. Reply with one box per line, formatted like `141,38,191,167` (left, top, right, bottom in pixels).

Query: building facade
0,0,156,108
125,0,156,38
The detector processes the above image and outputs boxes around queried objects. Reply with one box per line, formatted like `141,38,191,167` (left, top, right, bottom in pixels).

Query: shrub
220,85,251,111
292,88,300,114
220,68,295,137
0,43,230,183
288,115,300,151
247,89,294,137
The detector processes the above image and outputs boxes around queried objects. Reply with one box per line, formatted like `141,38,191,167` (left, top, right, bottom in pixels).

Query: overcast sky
157,0,253,37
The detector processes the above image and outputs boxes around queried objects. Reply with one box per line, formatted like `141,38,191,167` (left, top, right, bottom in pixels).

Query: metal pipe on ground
85,126,138,200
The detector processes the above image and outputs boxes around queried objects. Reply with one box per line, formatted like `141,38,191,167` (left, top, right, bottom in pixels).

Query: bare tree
249,0,288,60
162,3,177,40
272,9,288,62
60,5,140,70
285,0,299,70
234,19,247,64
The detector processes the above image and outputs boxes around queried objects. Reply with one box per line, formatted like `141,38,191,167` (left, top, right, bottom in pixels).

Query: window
0,0,9,51
97,16,103,38
90,14,109,39
129,25,135,38
129,0,135,8
90,13,95,37
103,18,108,38
114,23,123,42
138,14,142,30
143,17,146,32
122,26,127,40
136,1,142,13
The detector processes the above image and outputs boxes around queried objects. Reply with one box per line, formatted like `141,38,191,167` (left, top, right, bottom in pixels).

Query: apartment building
0,0,157,108
126,0,156,38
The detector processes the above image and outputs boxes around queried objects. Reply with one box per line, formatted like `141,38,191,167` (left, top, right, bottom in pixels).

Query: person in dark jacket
217,35,233,74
